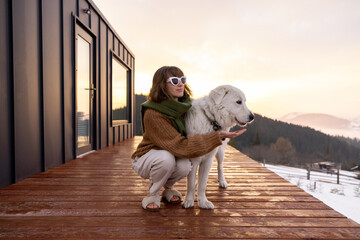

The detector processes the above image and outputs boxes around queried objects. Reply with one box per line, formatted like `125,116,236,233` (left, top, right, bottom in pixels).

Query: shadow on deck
0,136,360,239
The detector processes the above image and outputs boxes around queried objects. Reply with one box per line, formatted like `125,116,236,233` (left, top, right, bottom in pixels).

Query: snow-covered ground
265,164,360,224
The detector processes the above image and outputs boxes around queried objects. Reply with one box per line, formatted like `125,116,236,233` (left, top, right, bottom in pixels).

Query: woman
131,66,245,210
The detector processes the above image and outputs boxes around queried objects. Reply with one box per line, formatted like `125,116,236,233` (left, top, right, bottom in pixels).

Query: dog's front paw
198,199,214,209
182,199,194,208
218,179,228,188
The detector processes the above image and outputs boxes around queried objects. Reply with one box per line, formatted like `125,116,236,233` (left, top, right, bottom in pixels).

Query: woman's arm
144,109,222,159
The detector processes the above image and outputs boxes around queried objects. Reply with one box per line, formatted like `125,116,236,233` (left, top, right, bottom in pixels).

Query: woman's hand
219,129,247,139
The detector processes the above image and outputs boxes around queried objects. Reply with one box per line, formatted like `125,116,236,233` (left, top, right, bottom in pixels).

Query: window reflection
112,57,128,124
77,35,91,147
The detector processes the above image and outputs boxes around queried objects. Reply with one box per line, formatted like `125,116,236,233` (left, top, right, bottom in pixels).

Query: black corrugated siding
63,0,77,163
99,20,107,149
0,0,135,187
13,0,42,181
0,0,13,187
42,0,63,170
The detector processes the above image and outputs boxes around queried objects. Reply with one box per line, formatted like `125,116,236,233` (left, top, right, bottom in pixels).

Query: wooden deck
1,136,360,239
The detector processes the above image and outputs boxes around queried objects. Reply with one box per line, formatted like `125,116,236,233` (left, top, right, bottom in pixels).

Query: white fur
183,85,254,209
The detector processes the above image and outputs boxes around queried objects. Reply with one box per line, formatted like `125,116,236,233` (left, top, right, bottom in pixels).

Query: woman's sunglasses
167,76,187,86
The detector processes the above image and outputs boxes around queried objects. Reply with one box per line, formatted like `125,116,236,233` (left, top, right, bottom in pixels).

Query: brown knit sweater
131,109,223,159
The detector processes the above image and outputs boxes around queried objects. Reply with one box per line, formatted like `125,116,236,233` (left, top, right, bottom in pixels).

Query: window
75,25,95,155
112,54,129,125
76,35,91,147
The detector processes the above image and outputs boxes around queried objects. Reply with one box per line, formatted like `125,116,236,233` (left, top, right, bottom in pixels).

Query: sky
93,0,360,120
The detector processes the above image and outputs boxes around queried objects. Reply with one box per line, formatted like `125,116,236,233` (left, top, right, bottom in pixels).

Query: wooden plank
0,195,319,203
0,201,331,211
29,172,278,178
44,165,271,170
0,189,310,197
0,208,344,218
1,216,359,228
0,226,359,239
1,185,302,191
16,178,296,186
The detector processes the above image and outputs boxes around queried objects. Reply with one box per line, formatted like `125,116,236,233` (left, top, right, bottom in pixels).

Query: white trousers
132,149,192,196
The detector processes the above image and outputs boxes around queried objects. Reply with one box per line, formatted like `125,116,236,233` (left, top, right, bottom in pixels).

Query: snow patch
266,164,360,224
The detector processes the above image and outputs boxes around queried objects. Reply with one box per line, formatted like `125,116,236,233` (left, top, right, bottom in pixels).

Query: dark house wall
12,0,43,181
0,0,13,186
0,0,135,188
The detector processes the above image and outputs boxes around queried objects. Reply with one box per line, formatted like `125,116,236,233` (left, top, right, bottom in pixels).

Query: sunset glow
93,0,360,120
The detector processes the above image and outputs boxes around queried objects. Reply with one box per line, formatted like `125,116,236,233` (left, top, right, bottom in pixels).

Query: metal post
337,168,340,184
307,167,310,180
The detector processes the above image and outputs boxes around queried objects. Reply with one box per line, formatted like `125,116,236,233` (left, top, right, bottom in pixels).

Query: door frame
74,21,97,157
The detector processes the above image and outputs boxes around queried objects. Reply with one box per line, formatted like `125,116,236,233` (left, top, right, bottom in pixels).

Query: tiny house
0,0,135,187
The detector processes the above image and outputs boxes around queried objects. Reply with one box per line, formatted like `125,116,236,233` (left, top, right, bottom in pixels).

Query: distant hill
230,114,360,170
280,112,360,139
281,112,352,129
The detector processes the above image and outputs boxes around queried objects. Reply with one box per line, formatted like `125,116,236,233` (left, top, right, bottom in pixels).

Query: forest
230,114,360,170
135,94,360,170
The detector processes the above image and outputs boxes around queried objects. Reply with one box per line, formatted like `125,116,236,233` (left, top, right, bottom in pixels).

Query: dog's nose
249,113,255,122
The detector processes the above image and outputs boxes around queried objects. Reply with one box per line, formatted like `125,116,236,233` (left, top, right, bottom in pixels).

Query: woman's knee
176,158,192,178
152,150,176,173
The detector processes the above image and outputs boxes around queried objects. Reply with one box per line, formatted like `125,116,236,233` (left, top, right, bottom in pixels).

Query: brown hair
148,66,192,102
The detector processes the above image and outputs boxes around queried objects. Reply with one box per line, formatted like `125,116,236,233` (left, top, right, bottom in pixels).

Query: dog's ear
210,86,229,105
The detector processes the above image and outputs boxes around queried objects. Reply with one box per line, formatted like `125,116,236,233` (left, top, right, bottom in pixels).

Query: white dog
183,85,254,209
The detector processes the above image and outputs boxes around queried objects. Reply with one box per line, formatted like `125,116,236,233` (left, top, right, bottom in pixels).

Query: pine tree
253,131,261,146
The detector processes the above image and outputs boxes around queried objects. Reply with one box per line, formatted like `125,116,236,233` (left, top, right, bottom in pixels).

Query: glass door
75,27,95,156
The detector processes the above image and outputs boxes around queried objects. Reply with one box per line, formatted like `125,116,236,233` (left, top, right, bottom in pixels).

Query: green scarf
141,94,192,136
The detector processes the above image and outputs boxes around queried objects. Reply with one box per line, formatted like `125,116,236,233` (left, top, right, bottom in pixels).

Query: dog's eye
236,100,242,105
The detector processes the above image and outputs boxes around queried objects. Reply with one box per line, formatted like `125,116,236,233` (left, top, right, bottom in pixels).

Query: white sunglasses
167,76,187,86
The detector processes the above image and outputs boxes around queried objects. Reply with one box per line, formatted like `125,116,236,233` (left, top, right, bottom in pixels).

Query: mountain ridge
279,112,360,139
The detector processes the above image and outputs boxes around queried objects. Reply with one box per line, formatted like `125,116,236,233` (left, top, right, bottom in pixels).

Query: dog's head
209,85,254,127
